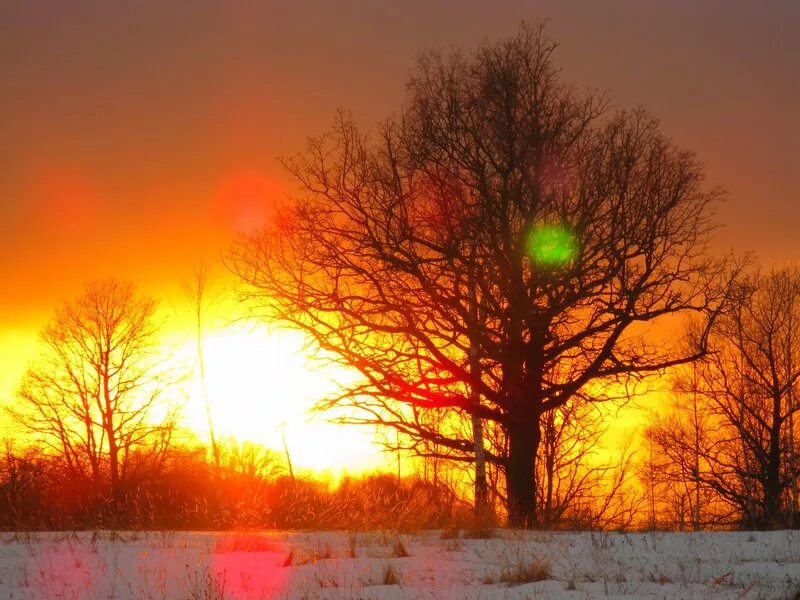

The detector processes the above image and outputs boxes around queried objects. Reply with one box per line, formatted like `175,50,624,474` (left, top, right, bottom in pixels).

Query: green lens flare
527,224,577,266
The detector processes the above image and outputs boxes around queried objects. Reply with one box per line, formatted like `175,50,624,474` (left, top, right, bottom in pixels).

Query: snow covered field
0,529,798,599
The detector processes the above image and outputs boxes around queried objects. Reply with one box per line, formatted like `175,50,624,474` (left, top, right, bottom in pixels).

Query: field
0,529,798,599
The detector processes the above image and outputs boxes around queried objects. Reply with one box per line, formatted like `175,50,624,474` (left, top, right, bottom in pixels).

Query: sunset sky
1,1,798,470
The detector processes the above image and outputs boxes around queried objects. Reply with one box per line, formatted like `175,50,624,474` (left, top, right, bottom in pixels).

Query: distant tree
641,361,731,530
536,401,636,529
652,268,800,528
232,24,735,526
182,261,221,475
219,438,283,481
10,279,176,505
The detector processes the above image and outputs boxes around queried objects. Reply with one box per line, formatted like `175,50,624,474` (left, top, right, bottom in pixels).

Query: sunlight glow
178,325,390,477
212,170,279,233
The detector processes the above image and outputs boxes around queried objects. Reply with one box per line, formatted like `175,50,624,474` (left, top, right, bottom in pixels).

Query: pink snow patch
26,541,107,598
211,535,292,598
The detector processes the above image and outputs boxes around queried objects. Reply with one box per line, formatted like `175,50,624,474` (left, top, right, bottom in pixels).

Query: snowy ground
0,529,798,599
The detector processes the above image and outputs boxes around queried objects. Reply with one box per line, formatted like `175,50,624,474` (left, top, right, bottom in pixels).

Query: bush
0,441,471,531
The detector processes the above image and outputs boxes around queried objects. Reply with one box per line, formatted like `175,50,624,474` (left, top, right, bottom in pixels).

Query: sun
178,324,390,477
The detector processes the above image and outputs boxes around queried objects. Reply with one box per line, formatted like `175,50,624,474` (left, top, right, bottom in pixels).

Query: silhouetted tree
232,24,734,526
10,279,177,505
535,401,636,528
641,361,733,529
182,261,221,475
651,268,800,528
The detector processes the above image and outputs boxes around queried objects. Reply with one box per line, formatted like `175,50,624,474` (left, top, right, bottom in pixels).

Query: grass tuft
346,534,358,558
440,526,460,540
214,534,277,553
316,575,338,588
647,572,671,584
391,537,409,558
463,527,496,539
382,563,401,585
498,557,551,585
297,543,334,565
185,567,228,600
281,548,295,567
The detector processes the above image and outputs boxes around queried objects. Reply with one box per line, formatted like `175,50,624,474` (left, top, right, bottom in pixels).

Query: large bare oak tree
232,24,734,526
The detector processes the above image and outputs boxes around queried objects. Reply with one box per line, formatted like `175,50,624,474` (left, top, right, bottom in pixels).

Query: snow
0,529,797,599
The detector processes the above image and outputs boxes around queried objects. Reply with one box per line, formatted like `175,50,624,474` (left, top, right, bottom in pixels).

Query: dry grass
0,444,472,532
440,526,460,539
463,527,497,539
382,563,401,585
213,534,278,553
346,534,358,558
497,556,551,585
184,567,228,600
296,543,334,565
316,574,338,588
281,548,295,567
390,537,409,558
646,571,672,584
3,532,39,544
444,538,464,552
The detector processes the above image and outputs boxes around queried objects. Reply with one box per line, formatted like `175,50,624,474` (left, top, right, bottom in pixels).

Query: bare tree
656,268,800,528
535,401,635,528
231,24,734,526
279,422,295,484
641,395,728,529
219,438,283,481
10,279,176,505
183,261,221,475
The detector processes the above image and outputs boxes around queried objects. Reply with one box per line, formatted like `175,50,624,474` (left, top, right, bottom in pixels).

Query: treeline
0,279,469,531
0,439,471,531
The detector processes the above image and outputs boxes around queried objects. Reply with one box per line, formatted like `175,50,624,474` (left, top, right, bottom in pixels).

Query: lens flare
527,224,577,266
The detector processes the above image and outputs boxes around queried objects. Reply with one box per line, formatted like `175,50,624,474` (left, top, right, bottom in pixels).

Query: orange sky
1,1,798,453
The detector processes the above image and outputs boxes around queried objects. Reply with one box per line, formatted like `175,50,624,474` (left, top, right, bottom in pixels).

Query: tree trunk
471,411,488,518
108,434,120,506
198,329,220,476
691,379,702,530
541,412,557,527
281,423,295,484
790,397,799,527
764,417,782,528
103,369,121,507
468,270,488,521
193,264,220,476
469,348,488,520
506,417,540,528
